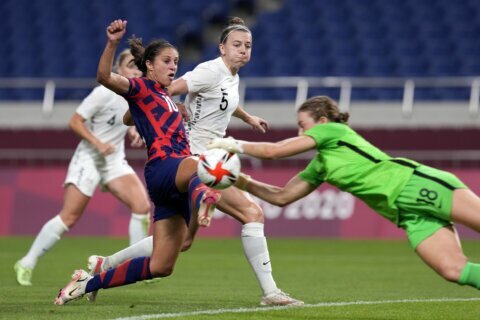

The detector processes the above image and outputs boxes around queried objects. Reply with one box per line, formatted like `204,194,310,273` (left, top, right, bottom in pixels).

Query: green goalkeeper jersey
299,123,418,224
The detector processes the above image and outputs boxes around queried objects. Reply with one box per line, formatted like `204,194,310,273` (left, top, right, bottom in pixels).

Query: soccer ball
197,148,241,189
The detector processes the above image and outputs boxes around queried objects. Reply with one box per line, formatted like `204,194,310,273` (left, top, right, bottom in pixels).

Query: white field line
111,297,480,320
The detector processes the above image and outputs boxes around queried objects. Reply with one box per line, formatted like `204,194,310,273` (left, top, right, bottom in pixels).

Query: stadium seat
1,0,480,101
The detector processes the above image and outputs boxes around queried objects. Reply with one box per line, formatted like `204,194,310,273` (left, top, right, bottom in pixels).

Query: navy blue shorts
144,157,191,225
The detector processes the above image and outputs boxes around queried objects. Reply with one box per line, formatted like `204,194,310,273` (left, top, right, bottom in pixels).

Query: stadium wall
1,101,480,129
1,166,480,240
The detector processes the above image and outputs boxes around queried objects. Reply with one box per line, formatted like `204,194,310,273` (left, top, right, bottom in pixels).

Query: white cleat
197,190,220,227
54,269,91,305
85,255,106,302
260,290,304,306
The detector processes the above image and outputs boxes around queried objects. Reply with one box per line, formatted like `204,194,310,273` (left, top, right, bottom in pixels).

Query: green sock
458,262,480,289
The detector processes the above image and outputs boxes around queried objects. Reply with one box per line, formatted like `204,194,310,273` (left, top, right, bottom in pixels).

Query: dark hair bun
229,17,245,26
339,112,350,123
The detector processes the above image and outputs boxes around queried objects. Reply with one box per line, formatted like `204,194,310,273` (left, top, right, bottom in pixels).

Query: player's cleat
197,190,220,227
14,261,33,286
260,290,304,306
85,255,106,302
54,269,91,305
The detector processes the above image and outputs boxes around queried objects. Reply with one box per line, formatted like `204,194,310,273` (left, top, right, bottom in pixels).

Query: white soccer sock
20,215,69,269
241,222,278,296
129,213,150,245
105,235,153,269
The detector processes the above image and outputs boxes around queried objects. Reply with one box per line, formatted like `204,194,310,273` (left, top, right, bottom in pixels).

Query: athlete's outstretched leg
55,215,187,305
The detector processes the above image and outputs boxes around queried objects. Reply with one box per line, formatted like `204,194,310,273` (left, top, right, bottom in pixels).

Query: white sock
105,235,153,269
129,212,150,245
241,222,278,296
20,215,69,269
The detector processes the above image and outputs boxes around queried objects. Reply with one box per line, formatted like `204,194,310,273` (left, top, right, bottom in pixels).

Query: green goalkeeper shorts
395,165,466,249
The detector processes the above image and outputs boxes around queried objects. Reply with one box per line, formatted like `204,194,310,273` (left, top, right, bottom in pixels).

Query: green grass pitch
1,237,480,319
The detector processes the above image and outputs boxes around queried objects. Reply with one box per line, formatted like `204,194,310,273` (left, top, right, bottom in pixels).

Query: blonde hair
113,49,132,72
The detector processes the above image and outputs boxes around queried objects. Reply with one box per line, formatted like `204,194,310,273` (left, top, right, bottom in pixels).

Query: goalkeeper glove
207,137,244,154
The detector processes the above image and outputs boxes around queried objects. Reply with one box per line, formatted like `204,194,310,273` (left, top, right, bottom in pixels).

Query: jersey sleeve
303,123,348,149
76,86,111,119
122,78,144,100
181,64,219,93
298,157,325,186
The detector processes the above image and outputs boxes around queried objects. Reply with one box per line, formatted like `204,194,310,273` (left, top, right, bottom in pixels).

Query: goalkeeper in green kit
207,95,480,290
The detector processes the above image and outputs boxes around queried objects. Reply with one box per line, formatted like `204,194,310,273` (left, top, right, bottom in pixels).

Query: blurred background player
54,19,219,305
208,95,480,292
14,49,151,286
93,17,303,306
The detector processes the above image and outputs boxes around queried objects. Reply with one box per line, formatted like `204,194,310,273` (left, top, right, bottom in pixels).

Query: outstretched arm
233,106,269,133
242,135,316,159
237,174,317,207
208,135,317,159
97,19,131,95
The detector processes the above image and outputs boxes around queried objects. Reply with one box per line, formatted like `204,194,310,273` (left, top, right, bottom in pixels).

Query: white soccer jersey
65,85,134,196
75,85,129,156
182,57,240,154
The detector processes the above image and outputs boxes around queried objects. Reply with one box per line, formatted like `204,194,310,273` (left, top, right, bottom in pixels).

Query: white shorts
64,147,135,197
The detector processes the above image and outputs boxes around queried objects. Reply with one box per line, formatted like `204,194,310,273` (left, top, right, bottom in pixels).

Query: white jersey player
94,18,304,306
181,56,241,153
66,85,133,194
14,50,151,286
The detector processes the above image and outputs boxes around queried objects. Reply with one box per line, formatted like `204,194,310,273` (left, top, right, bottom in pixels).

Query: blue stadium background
1,0,479,101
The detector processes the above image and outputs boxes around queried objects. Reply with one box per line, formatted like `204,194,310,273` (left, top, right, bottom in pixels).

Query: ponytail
128,36,146,74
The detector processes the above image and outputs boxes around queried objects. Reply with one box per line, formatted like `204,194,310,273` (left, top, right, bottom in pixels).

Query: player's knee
132,201,151,215
242,203,264,223
149,261,174,278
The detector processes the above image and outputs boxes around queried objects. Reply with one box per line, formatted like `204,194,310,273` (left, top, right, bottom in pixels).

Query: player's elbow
68,115,82,132
68,119,76,131
97,70,110,86
275,198,293,207
270,192,293,207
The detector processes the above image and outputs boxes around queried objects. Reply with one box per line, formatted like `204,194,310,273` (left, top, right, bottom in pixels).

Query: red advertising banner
1,166,479,240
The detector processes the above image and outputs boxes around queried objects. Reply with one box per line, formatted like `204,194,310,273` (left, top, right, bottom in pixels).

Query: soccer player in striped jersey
54,19,219,305
209,95,480,292
14,49,151,286
90,17,303,306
